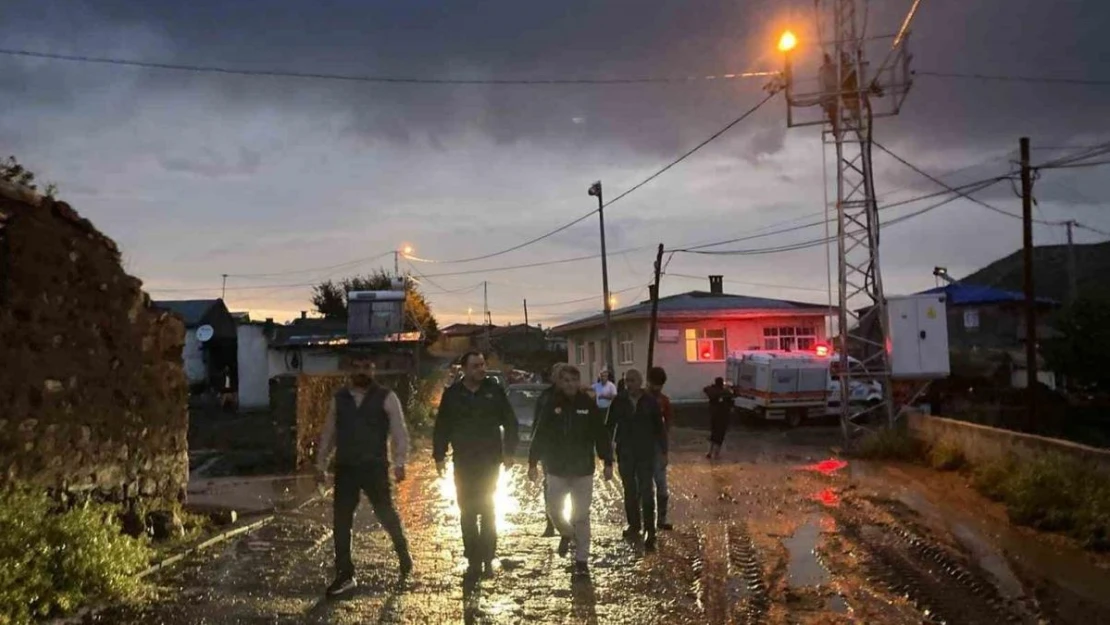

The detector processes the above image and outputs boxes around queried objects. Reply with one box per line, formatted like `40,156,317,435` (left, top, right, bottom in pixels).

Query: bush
403,370,448,437
970,454,1110,551
928,439,967,471
854,426,924,461
0,490,151,624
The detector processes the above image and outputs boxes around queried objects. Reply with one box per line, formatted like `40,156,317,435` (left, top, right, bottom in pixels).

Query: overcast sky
3,0,1108,326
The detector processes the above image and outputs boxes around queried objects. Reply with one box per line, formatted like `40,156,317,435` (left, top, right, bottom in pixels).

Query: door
587,341,597,380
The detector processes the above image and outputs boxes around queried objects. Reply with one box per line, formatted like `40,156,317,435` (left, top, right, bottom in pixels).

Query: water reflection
436,464,522,530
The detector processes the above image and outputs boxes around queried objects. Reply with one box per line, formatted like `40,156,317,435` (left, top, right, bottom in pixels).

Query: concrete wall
236,324,270,410
563,314,828,402
267,348,341,378
0,187,189,505
907,413,1110,475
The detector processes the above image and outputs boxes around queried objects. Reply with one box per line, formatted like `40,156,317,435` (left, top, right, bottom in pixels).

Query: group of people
312,350,680,596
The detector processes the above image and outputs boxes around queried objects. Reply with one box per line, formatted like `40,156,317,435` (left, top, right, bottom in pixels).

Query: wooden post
647,244,664,370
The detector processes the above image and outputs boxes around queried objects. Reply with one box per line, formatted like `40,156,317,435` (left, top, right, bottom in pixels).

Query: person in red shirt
647,366,674,530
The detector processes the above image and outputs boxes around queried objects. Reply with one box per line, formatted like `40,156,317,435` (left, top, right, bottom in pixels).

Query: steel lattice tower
783,0,915,435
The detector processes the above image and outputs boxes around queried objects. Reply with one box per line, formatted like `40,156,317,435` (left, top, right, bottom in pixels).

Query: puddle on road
784,516,830,588
826,593,850,613
950,522,1026,600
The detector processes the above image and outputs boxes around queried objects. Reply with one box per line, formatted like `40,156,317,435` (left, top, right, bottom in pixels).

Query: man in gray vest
315,355,412,597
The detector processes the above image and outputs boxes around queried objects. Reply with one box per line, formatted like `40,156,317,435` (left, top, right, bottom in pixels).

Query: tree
311,270,440,343
1,156,57,198
1042,296,1110,393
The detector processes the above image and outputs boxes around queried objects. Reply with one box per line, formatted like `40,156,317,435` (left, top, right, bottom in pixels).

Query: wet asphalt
91,425,1110,625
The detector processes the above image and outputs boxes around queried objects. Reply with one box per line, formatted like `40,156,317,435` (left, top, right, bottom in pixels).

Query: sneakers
622,527,642,542
399,553,414,577
325,574,357,597
645,531,658,552
557,536,572,557
572,560,590,578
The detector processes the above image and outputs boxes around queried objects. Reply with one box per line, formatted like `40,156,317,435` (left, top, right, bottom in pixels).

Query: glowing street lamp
777,30,798,53
608,294,618,309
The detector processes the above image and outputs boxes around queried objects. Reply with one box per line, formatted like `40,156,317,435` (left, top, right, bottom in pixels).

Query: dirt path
90,426,1110,624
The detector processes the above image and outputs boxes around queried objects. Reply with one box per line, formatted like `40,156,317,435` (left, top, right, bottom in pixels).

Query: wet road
94,426,1110,624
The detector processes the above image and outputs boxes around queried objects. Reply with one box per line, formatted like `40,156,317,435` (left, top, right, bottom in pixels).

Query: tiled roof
918,284,1058,306
151,299,223,327
551,290,828,333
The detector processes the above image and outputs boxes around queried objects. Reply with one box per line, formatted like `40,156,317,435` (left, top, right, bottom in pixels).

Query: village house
152,298,237,393
551,276,831,402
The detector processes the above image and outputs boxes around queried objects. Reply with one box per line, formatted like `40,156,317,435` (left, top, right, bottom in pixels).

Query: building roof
271,318,348,347
151,299,226,327
551,290,828,334
440,323,487,337
918,283,1059,306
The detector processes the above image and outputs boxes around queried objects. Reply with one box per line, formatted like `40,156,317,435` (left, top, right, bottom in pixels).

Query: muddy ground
91,425,1110,624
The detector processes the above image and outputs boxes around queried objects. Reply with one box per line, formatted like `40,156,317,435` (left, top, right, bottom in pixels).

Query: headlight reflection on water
436,464,570,530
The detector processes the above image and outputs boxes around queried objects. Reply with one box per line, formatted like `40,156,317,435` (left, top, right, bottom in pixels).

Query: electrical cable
915,70,1110,87
0,47,776,85
406,91,779,264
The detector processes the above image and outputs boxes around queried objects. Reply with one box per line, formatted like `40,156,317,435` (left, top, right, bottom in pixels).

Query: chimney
300,311,307,320
709,275,724,295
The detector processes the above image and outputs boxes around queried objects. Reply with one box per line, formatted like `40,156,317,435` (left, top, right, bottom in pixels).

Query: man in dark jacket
704,377,734,460
532,362,567,538
606,368,667,550
315,355,412,597
528,364,614,577
433,351,519,579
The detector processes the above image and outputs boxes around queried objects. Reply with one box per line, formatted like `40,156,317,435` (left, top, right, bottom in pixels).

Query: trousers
333,461,409,577
455,462,500,564
618,453,656,533
546,474,594,562
654,446,670,523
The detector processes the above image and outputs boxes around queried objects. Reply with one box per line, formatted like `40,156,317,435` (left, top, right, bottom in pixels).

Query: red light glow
813,488,841,507
815,344,830,357
798,458,849,475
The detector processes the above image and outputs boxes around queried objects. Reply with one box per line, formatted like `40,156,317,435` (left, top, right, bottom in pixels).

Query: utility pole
1066,220,1077,304
523,298,530,328
394,251,400,277
481,280,490,350
588,181,616,376
647,244,664,370
221,273,228,300
1020,136,1038,423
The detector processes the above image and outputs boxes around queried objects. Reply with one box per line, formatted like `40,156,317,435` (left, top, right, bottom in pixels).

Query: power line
664,272,829,293
915,70,1110,87
0,47,776,85
407,90,779,265
225,251,393,278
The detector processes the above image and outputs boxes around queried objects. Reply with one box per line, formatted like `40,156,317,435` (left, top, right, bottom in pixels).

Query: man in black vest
434,351,519,579
315,355,412,597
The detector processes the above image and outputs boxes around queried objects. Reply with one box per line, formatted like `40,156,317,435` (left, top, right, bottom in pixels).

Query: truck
725,347,882,427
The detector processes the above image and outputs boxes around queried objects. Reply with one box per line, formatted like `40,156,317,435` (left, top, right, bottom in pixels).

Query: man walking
433,351,519,579
606,369,667,550
591,369,617,412
533,362,566,538
315,355,412,597
646,366,674,530
528,365,614,577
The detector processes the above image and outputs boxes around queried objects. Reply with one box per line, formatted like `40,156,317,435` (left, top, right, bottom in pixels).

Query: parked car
506,383,550,445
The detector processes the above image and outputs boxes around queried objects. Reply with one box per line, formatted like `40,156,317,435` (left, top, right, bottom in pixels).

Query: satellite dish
196,325,215,342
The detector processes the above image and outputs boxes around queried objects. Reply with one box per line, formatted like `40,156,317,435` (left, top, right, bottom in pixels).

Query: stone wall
907,413,1110,475
0,181,189,504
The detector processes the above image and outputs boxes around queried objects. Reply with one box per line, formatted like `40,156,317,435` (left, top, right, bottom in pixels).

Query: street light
608,295,618,309
777,30,798,53
395,245,414,276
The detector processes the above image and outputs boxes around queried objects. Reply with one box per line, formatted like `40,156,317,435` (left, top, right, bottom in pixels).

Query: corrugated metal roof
551,290,828,333
918,284,1058,306
151,299,222,327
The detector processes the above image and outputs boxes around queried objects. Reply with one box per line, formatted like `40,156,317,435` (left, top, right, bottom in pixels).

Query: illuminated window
762,325,818,351
618,332,634,364
685,328,726,362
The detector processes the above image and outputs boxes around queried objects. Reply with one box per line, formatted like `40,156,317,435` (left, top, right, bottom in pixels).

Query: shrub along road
89,427,1110,624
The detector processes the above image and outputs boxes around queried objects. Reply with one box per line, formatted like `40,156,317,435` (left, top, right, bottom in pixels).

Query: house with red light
550,276,832,402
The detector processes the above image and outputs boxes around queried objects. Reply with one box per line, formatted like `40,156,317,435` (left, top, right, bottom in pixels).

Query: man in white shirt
315,355,412,596
591,369,618,412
